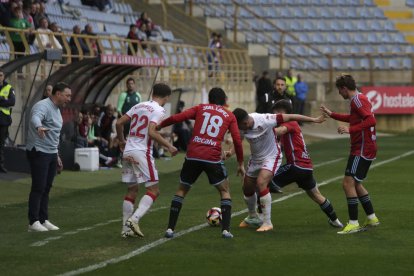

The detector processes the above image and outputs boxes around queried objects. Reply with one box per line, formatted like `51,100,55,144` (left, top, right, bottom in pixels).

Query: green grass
0,135,413,275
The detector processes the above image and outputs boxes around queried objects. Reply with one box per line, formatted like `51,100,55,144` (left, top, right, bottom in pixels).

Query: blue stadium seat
326,33,338,44
373,58,386,69
408,0,414,7
311,32,325,44
402,57,412,69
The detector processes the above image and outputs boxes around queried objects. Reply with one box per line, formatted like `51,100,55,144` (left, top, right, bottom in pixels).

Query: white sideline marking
59,150,414,276
313,158,344,168
30,206,167,247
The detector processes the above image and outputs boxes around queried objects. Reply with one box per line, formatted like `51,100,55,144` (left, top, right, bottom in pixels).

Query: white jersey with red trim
242,113,283,161
124,100,166,153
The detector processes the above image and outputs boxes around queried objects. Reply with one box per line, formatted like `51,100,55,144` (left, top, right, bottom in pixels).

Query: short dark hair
52,82,70,95
335,74,356,90
129,24,136,29
273,77,286,85
126,77,135,84
152,83,172,98
208,87,227,105
272,100,292,114
232,108,249,124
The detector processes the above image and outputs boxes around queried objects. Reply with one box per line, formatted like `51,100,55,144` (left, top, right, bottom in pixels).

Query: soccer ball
206,207,222,226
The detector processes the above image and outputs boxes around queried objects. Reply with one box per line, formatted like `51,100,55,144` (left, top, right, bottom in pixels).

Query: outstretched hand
168,145,178,157
313,114,326,124
320,105,332,117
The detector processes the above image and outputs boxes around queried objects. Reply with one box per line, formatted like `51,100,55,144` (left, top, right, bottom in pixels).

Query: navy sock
319,199,338,221
220,198,232,232
359,194,375,216
168,195,184,230
347,197,359,221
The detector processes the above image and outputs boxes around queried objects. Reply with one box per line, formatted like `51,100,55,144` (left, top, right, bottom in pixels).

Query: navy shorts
180,158,228,186
271,164,316,191
345,155,372,182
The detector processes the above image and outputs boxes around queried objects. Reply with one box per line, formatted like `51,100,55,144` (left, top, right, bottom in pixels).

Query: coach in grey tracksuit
26,82,71,232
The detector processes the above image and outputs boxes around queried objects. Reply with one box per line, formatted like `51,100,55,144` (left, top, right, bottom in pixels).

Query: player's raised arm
159,106,198,129
281,113,326,124
321,105,350,122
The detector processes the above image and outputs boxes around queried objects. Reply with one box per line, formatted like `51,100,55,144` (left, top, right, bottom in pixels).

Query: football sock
244,193,258,217
259,189,272,225
220,198,232,232
168,195,184,231
358,194,375,217
131,192,156,222
122,196,135,231
347,197,359,221
319,199,338,221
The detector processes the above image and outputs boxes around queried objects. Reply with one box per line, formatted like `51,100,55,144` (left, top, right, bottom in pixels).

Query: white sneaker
42,220,60,231
121,229,138,238
328,218,344,228
28,221,48,232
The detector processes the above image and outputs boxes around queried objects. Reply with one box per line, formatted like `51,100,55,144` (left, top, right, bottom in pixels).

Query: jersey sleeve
151,108,166,125
330,112,350,122
262,113,284,128
228,115,244,163
281,121,297,134
117,92,126,113
349,95,376,133
160,105,198,128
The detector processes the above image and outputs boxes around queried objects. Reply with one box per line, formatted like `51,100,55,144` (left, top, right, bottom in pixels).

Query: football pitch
1,133,414,275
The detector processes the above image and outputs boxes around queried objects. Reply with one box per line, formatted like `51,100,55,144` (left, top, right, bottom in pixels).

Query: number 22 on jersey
200,112,223,138
129,114,149,138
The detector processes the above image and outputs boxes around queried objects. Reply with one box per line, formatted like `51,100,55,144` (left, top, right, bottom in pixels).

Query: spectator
9,6,33,59
136,12,154,38
285,68,297,113
294,74,309,117
22,1,34,27
255,71,273,113
81,0,113,13
98,104,116,144
258,77,292,113
126,24,139,55
0,1,12,27
81,24,98,56
117,77,141,137
33,1,48,29
172,101,192,152
49,22,66,50
0,69,16,173
42,84,53,99
34,17,62,49
207,32,219,77
69,25,90,60
35,17,62,49
74,111,88,148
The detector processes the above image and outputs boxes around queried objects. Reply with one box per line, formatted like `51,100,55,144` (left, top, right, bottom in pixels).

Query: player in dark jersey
321,74,380,235
270,100,343,228
158,87,245,239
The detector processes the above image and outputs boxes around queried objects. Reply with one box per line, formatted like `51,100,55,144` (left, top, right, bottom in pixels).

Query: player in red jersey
321,74,380,235
158,88,245,239
270,100,343,228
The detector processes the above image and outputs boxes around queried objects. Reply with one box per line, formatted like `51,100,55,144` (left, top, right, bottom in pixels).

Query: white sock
367,213,376,220
349,220,359,225
244,194,258,217
259,192,272,225
122,199,134,232
131,195,154,222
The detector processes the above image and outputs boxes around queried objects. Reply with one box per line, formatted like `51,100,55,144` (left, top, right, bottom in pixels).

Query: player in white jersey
116,83,178,238
232,108,325,232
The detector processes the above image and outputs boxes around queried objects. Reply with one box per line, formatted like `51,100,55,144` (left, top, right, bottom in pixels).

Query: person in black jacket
255,71,272,113
0,69,16,173
258,77,292,113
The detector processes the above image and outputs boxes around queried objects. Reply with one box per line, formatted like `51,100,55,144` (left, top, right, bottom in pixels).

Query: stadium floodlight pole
147,66,160,100
12,59,55,145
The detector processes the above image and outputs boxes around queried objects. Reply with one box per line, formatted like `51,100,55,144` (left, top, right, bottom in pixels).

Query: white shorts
246,155,282,178
122,150,159,186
